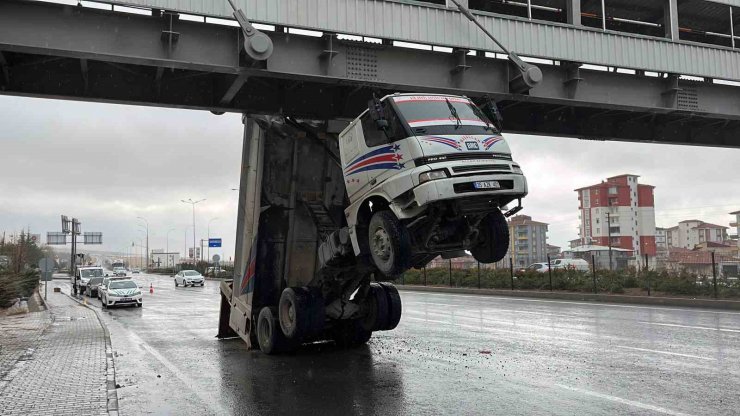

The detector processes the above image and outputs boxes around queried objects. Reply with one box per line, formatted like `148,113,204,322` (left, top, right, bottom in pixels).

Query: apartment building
575,174,657,257
666,220,728,249
506,215,548,268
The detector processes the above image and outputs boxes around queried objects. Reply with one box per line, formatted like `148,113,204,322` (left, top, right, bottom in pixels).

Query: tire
137,303,142,308
278,288,310,340
379,282,402,330
471,210,510,264
333,320,372,348
175,279,179,287
361,283,389,332
257,307,291,355
367,210,411,278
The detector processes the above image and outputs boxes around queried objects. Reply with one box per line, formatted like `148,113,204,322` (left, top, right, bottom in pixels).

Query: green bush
0,269,39,308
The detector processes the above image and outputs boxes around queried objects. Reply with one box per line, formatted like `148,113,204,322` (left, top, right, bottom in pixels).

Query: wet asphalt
62,273,739,415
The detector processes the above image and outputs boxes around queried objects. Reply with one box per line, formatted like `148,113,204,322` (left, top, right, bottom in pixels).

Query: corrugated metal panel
101,0,740,81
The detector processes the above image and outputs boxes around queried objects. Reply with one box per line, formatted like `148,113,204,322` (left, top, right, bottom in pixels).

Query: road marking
556,384,694,416
640,321,740,333
615,345,714,361
409,292,740,315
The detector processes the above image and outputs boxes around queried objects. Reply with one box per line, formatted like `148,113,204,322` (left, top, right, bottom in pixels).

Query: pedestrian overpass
1,0,739,147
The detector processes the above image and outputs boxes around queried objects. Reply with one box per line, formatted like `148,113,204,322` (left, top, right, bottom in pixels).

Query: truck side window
360,104,406,148
361,112,387,147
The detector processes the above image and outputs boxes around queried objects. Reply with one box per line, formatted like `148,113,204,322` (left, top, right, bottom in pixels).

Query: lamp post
166,228,176,268
137,217,149,270
207,217,220,271
181,198,205,268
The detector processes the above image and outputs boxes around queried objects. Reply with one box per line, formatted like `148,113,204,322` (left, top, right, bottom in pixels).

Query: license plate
121,298,132,301
473,181,500,189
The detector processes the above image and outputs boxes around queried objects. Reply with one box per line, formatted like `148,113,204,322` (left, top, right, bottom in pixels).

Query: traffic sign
38,257,55,273
208,238,222,248
212,254,221,263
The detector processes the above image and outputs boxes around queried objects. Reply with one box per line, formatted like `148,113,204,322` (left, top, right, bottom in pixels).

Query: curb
62,290,121,415
396,285,740,310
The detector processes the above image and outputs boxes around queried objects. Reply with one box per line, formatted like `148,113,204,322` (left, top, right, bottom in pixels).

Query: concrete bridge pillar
565,0,582,26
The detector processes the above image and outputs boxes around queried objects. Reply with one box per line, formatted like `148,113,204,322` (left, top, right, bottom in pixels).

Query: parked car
174,270,205,287
550,258,590,271
101,279,142,308
131,268,141,274
72,266,105,295
524,262,551,273
98,276,127,299
85,277,105,297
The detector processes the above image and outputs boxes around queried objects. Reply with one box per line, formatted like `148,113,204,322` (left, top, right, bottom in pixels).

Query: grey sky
0,95,738,258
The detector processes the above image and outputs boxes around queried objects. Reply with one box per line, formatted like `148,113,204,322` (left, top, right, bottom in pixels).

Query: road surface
58,273,739,415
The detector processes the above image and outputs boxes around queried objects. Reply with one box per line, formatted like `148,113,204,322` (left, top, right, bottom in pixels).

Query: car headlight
133,291,141,296
511,165,523,174
419,169,448,184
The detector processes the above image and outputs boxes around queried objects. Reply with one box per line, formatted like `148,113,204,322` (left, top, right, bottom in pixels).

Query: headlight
133,291,141,296
512,165,523,174
419,169,448,184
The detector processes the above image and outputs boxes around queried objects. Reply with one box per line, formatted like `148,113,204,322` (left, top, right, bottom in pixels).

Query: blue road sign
208,238,222,248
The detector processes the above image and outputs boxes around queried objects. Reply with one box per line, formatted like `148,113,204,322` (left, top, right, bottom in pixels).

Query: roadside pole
591,254,597,293
509,257,514,290
607,213,613,271
711,251,718,299
423,266,427,286
448,259,452,287
477,262,481,289
547,254,553,291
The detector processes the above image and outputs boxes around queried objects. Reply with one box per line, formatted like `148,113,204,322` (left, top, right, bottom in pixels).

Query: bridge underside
1,0,739,147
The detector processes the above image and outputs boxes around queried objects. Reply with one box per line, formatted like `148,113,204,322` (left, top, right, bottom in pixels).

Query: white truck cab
73,266,105,294
339,93,527,277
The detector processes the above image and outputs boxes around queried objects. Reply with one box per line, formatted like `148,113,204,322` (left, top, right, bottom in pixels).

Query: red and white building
575,174,656,257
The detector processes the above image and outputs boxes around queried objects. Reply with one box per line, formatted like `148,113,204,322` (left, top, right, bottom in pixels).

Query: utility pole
137,217,149,270
607,212,613,271
207,217,219,271
166,228,176,268
182,198,205,267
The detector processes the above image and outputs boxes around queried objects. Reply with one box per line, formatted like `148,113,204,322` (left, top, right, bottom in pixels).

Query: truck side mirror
481,97,504,131
367,97,389,131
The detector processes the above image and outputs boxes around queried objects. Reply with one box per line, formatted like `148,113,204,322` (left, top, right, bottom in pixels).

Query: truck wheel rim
371,227,391,261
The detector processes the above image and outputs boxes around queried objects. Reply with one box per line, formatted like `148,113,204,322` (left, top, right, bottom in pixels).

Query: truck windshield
81,269,104,278
392,96,497,136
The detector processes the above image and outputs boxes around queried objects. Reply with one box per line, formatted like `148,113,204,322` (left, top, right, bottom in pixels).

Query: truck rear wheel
368,210,411,278
257,307,291,355
471,210,509,264
379,282,402,330
361,283,389,332
279,288,310,340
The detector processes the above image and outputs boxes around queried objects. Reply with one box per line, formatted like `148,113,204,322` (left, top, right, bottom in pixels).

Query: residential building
547,244,561,258
506,215,549,268
664,250,739,277
569,238,582,249
664,220,728,249
655,227,668,251
731,210,740,249
575,174,657,257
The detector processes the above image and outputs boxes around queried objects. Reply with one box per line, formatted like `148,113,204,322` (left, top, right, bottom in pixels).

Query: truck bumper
412,173,527,207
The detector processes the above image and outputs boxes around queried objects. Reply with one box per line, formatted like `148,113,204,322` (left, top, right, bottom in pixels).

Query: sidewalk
0,283,115,415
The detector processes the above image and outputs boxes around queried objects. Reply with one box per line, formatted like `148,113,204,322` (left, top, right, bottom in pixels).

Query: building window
608,187,617,195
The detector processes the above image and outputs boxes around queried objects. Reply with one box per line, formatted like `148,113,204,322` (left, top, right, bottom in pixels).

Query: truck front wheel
368,211,411,278
257,307,292,355
471,210,510,264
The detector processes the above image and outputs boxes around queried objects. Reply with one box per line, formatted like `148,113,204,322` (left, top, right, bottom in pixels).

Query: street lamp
137,216,149,270
207,217,220,271
166,228,176,268
181,198,205,268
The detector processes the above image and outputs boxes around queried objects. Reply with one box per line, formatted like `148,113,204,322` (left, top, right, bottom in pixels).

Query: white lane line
556,384,694,416
640,321,740,333
408,292,740,315
615,345,714,361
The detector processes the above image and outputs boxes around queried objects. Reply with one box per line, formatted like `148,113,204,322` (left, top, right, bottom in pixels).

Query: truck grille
414,152,512,165
454,180,514,193
452,164,511,174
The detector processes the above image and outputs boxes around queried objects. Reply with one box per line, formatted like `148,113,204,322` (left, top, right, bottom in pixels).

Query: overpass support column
448,0,468,8
664,0,680,41
565,0,582,26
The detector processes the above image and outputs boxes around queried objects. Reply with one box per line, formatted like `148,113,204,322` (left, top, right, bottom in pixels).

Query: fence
400,253,740,299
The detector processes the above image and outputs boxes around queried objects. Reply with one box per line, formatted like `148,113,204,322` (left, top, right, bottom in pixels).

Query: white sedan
174,270,205,287
101,279,143,308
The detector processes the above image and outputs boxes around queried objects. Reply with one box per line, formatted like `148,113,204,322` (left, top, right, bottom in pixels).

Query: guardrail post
477,261,481,289
712,251,718,299
591,254,597,293
509,257,514,290
449,259,453,287
547,254,553,292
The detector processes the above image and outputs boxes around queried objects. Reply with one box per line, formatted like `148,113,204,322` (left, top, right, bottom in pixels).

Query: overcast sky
1,95,738,260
